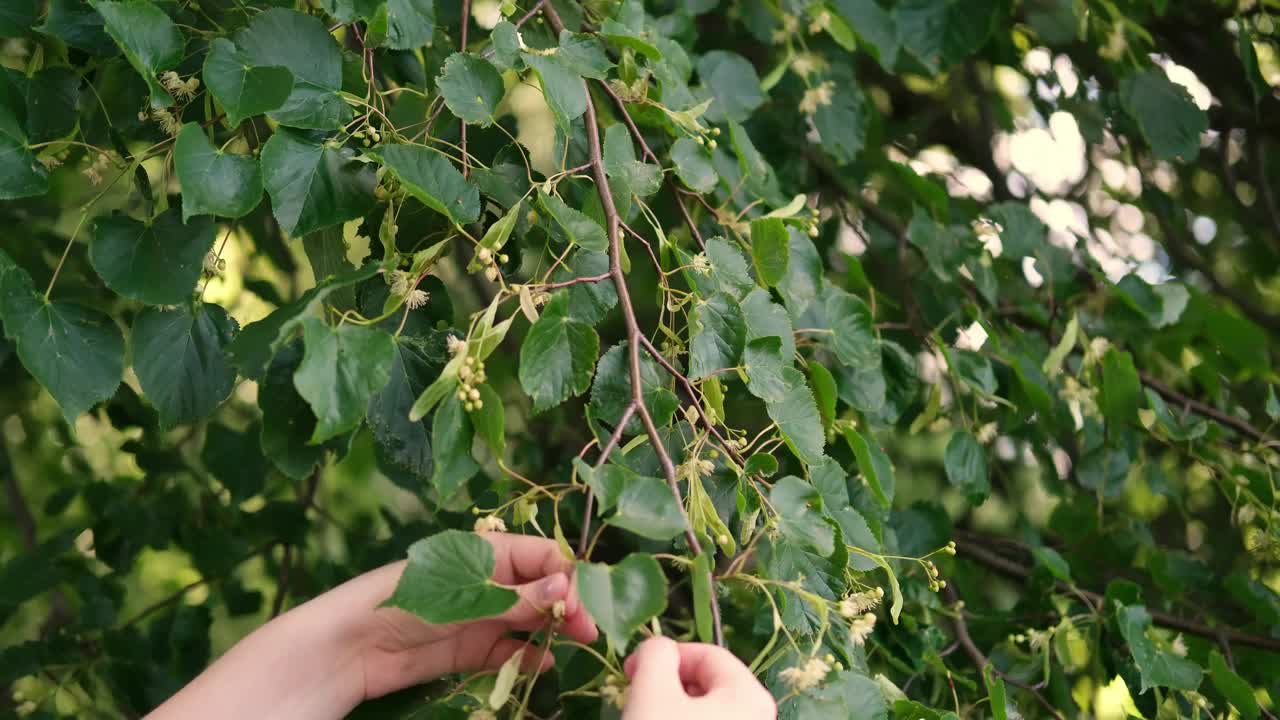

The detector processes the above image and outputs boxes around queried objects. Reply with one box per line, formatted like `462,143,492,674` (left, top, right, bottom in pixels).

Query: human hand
621,637,776,720
353,531,599,699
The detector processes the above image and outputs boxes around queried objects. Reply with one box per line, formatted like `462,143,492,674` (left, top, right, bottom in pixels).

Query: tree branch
541,1,723,648
459,0,471,178
954,536,1280,653
578,402,636,556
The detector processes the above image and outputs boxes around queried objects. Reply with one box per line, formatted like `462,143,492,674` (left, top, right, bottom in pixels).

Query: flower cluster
160,71,200,102
838,587,884,617
473,515,506,533
456,355,488,412
600,674,628,709
778,656,829,692
848,612,877,646
475,246,508,283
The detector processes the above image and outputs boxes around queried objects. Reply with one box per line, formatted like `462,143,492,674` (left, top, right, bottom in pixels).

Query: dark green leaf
893,0,997,74
539,190,608,251
555,249,616,325
1116,604,1203,693
688,293,745,380
944,431,989,505
438,53,505,127
590,343,678,436
202,38,294,126
1120,68,1209,162
696,50,765,123
175,124,263,220
844,428,895,509
767,368,826,465
523,52,587,131
431,393,479,499
234,8,351,129
671,137,718,193
38,0,115,55
608,475,686,541
372,143,480,225
1208,650,1259,720
744,336,788,402
0,1,36,37
1100,348,1140,435
293,318,395,443
518,292,599,412
380,0,436,50
89,210,216,305
577,554,668,650
750,217,789,288
744,453,779,477
813,74,869,164
259,345,335,480
92,0,185,108
831,0,900,70
0,135,48,199
262,129,376,236
385,531,519,624
604,123,661,197
367,333,449,484
772,476,835,555
742,288,796,364
202,422,268,500
133,303,238,429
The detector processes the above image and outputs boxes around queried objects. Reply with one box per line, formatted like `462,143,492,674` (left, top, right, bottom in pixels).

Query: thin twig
543,1,722,646
460,0,471,178
578,403,637,556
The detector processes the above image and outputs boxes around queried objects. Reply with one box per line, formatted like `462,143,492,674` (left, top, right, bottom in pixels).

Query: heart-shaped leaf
174,123,264,220
577,553,668,650
384,530,519,624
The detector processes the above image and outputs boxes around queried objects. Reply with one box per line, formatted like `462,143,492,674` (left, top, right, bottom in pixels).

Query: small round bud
499,253,510,263
834,662,844,671
824,653,835,663
472,506,482,514
457,390,468,401
464,402,475,412
709,449,720,459
696,136,706,145
465,356,476,366
469,388,481,401
478,247,492,263
362,138,371,147
707,139,717,150
474,399,483,409
808,225,819,237
712,127,721,136
717,533,730,546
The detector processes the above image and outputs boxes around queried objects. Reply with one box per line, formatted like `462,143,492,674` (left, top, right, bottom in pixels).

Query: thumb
624,637,684,699
497,572,570,629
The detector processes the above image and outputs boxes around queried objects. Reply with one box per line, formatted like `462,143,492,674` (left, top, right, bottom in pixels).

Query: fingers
498,572,571,628
481,532,575,585
624,637,684,698
672,643,761,695
478,637,556,674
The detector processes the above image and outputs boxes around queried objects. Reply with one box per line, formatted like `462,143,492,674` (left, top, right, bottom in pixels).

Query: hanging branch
541,1,723,647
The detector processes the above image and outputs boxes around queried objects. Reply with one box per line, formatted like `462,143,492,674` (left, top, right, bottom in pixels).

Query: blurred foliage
2,0,1280,718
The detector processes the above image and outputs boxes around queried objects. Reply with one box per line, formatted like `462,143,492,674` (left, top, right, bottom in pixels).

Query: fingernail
539,573,567,604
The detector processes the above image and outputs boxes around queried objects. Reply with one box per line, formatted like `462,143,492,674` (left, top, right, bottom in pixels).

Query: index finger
481,532,576,586
672,643,760,694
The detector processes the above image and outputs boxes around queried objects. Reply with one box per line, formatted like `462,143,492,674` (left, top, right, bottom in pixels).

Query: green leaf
202,38,294,126
518,292,599,413
554,31,613,79
744,336,788,403
772,476,835,556
91,0,184,108
262,129,376,236
133,303,238,429
0,251,124,425
1100,348,1140,435
523,52,587,131
372,143,480,225
0,1,36,37
6,67,81,144
696,50,765,124
234,8,351,129
766,368,826,466
577,554,667,650
691,552,714,644
750,217,789,288
38,0,115,55
174,124,263,220
227,263,379,379
809,362,838,429
778,229,824,321
539,190,608,252
0,135,48,200
893,0,997,74
944,431,989,505
259,345,339,480
590,343,678,436
471,384,505,457
1116,604,1203,693
431,392,480,499
688,293,745,380
380,0,436,50
1208,650,1259,720
1032,546,1072,582
831,0,900,69
384,531,519,624
745,453,779,477
555,249,616,325
825,289,879,372
576,459,634,514
490,21,522,70
203,422,269,500
1120,68,1209,162
844,428,895,509
89,210,216,305
604,123,661,198
607,475,686,541
671,137,718,193
367,333,449,484
293,318,396,443
813,73,870,164
983,665,1010,720
742,288,796,364
438,53,505,127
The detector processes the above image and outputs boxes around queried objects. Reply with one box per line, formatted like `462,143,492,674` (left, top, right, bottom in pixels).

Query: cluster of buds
389,271,429,310
139,107,182,136
689,252,712,275
457,355,488,412
803,204,821,238
599,674,628,709
848,612,877,646
202,251,226,279
352,124,382,147
799,80,835,116
778,656,829,692
971,217,1004,257
1011,628,1052,652
160,71,200,102
81,151,113,184
475,246,508,282
838,587,884,618
922,557,946,592
692,126,721,151
677,457,715,483
770,13,800,44
473,514,506,533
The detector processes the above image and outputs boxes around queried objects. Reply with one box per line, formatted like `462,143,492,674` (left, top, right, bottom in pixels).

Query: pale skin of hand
144,532,598,720
622,637,777,720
